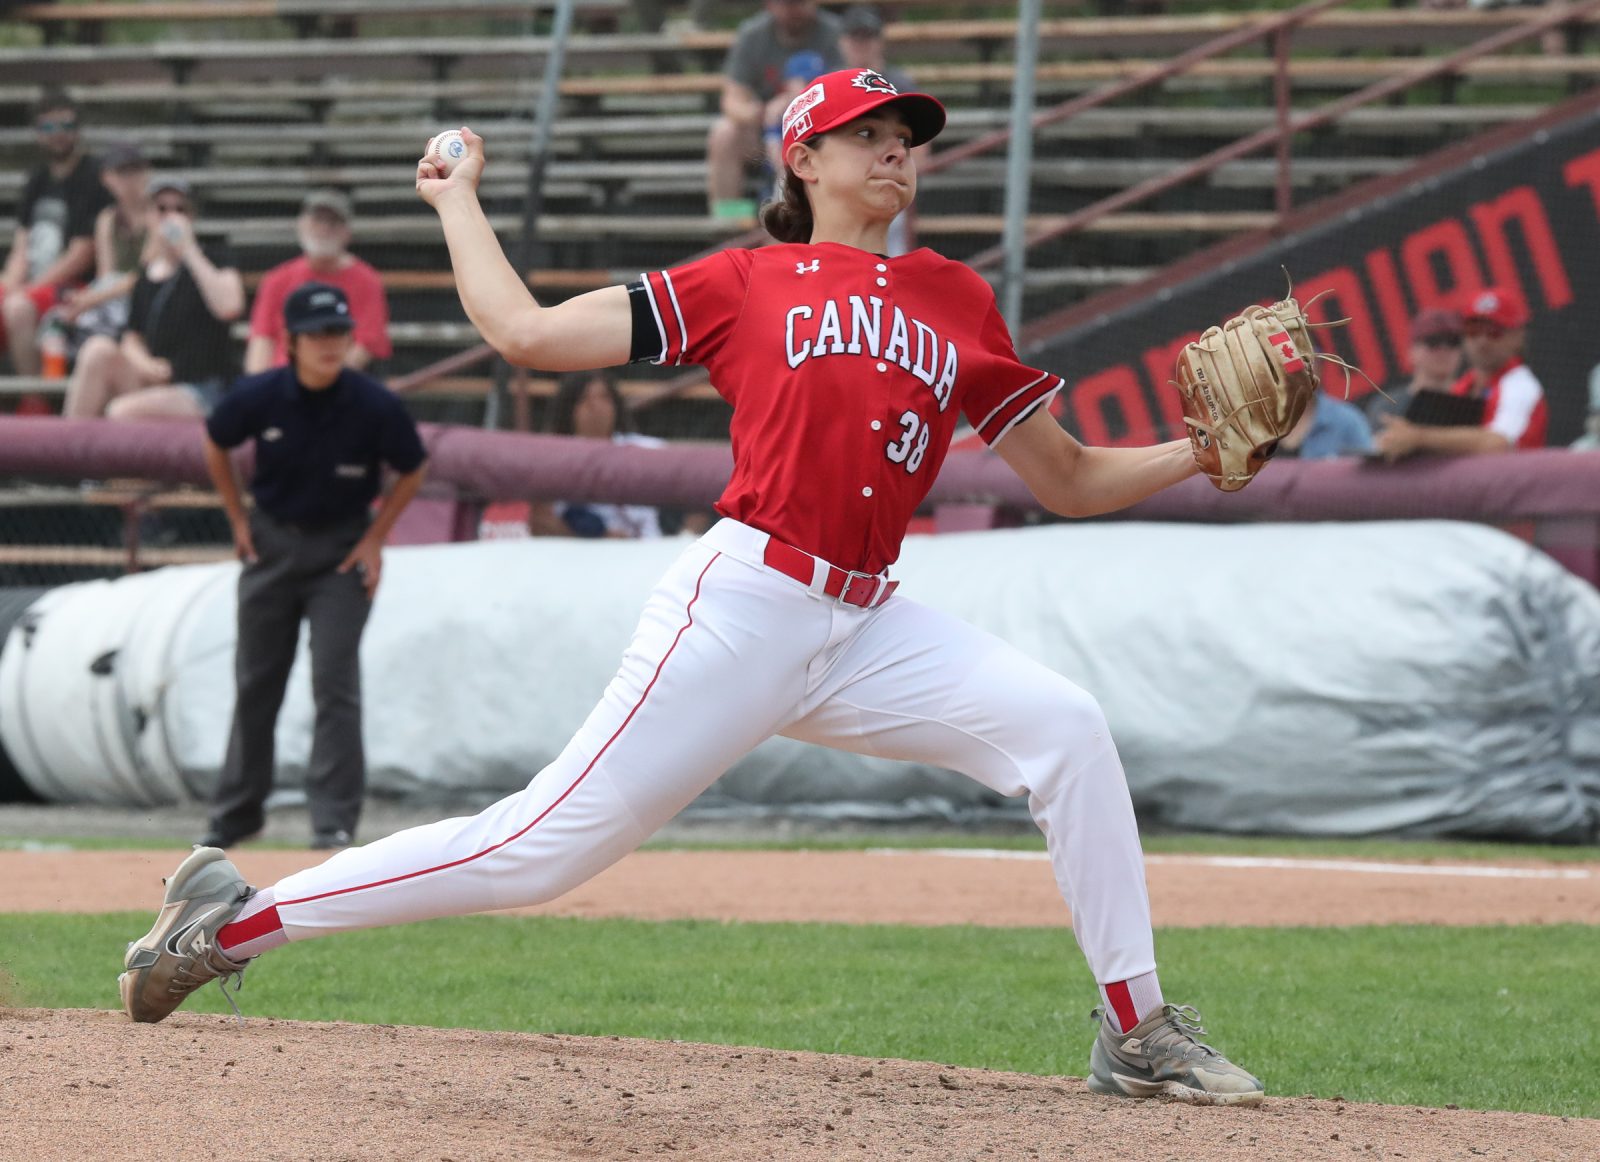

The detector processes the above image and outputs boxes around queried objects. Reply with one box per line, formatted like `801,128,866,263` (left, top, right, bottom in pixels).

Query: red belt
761,537,899,609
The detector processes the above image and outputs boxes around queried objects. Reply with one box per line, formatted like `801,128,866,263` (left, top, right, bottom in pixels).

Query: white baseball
426,129,468,176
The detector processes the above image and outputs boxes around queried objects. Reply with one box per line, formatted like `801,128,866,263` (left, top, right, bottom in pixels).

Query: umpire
201,281,428,850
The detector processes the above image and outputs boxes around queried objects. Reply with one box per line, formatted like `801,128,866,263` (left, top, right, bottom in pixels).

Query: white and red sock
1100,970,1163,1034
215,887,289,962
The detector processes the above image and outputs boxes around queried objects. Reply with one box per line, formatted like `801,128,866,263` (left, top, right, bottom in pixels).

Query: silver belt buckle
840,569,882,607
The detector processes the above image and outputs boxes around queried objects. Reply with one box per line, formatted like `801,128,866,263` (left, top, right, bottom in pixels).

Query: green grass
2,830,1596,862
3,914,1595,1118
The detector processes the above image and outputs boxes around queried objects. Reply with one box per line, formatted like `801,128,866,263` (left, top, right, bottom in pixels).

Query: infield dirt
2,847,1596,1160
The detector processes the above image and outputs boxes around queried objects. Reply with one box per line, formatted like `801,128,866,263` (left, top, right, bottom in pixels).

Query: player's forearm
432,189,543,360
1058,440,1198,518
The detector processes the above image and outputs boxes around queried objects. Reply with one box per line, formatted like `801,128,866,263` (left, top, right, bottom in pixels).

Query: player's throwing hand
415,126,484,205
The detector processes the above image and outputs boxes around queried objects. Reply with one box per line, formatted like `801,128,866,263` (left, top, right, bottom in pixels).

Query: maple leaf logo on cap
851,69,899,95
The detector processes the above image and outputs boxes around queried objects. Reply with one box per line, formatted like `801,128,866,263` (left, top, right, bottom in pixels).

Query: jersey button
861,487,873,498
875,361,888,372
870,420,882,431
875,277,888,287
875,263,887,272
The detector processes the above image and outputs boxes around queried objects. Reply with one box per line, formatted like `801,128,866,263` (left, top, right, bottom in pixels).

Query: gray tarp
2,521,1597,840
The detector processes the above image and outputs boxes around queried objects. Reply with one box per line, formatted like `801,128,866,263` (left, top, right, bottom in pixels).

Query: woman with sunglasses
120,70,1264,1107
62,175,244,420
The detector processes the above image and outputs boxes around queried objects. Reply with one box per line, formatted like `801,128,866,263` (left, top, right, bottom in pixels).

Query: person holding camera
61,175,244,420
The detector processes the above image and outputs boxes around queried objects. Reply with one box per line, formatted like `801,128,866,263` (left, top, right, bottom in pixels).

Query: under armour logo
796,260,820,275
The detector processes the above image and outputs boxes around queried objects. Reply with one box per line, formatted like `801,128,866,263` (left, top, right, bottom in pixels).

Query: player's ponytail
761,167,815,245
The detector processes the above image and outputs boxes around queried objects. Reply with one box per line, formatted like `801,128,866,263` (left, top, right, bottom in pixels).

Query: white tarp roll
2,521,1597,840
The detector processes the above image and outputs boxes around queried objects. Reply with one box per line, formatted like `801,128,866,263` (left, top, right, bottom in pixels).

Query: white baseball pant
268,518,1157,985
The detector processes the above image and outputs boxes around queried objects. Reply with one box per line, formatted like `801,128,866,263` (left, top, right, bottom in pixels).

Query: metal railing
965,0,1600,275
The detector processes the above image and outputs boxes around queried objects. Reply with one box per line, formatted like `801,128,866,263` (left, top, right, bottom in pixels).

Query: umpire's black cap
284,281,355,334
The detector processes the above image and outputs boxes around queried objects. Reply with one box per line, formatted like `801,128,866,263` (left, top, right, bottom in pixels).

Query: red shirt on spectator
249,256,392,367
1450,357,1546,449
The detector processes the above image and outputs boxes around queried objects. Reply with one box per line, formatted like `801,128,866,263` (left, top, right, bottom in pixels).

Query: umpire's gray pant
208,510,372,842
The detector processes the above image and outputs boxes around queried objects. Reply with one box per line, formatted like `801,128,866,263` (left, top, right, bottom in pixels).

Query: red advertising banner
1025,93,1600,449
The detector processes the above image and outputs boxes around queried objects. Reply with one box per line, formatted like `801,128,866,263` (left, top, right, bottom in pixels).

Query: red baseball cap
779,67,946,156
1460,285,1529,330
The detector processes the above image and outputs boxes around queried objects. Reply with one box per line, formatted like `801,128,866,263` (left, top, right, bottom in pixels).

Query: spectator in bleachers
836,5,926,256
54,141,151,348
527,370,667,539
707,0,842,219
0,87,109,376
61,176,245,420
838,5,910,91
1364,306,1463,427
1373,285,1546,459
244,190,391,375
1276,389,1374,460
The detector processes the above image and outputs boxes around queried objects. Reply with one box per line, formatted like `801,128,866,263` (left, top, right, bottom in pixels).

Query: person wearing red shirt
120,70,1263,1107
1374,285,1546,458
244,189,392,374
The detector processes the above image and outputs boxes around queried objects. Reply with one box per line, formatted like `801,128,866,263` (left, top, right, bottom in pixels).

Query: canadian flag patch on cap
782,82,826,137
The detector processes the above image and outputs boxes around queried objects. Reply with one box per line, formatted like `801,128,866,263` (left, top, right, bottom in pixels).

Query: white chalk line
866,848,1595,881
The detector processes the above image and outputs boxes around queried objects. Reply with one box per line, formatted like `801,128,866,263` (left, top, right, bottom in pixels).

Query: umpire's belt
761,535,898,609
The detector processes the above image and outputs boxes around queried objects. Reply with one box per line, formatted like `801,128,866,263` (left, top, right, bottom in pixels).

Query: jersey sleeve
960,298,1064,447
378,392,428,474
1486,365,1542,445
637,250,752,368
205,381,256,449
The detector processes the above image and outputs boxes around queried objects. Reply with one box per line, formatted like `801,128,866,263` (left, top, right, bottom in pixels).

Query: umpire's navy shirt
206,367,428,527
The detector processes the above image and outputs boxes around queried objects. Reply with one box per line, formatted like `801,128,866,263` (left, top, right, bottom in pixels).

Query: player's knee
1032,680,1113,751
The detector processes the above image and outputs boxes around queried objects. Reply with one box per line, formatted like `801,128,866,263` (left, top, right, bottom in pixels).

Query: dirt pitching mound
1,1009,1594,1161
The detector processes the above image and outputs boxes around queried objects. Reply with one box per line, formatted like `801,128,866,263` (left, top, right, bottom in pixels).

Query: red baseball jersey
1450,357,1547,449
640,243,1061,574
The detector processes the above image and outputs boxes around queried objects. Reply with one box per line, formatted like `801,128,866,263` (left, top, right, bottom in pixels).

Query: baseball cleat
119,846,255,1024
1087,1003,1264,1106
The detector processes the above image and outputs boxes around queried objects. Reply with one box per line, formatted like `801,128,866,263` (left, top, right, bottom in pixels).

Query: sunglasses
1462,323,1506,339
35,119,78,134
1418,335,1461,350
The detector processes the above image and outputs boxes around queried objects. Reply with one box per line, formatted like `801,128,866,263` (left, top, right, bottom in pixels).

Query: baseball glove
1172,297,1321,492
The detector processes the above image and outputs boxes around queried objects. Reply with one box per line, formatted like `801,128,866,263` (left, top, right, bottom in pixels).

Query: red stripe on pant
217,904,281,955
278,551,723,909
